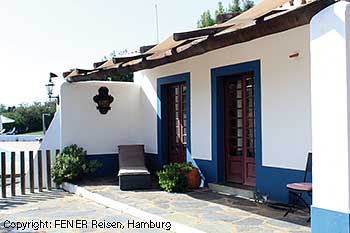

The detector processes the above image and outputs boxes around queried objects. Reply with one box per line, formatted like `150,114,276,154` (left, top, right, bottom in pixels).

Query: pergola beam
173,25,232,42
139,44,157,53
112,54,152,64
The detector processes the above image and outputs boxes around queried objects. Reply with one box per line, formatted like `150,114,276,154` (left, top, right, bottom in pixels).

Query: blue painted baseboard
312,207,350,233
256,166,311,204
194,157,311,205
86,154,118,177
194,158,219,184
85,153,161,177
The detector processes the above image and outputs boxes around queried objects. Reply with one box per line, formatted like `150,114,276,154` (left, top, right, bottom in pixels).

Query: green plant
197,0,254,28
157,163,193,193
52,144,102,185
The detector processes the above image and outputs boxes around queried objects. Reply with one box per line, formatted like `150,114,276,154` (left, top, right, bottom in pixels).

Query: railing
0,135,42,142
0,149,59,198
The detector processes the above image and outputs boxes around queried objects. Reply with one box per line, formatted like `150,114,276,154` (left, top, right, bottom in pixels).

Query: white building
42,0,350,232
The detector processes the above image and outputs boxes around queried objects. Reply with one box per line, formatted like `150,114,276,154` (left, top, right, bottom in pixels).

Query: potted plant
185,164,201,189
157,162,201,192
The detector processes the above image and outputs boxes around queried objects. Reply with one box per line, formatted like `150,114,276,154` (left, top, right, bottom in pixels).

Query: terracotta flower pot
185,167,201,189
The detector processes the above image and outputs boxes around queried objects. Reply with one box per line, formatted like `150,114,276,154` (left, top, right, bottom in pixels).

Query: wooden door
167,83,187,164
224,74,256,186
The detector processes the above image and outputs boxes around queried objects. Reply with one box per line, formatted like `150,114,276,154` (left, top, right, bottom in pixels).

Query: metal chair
284,152,312,221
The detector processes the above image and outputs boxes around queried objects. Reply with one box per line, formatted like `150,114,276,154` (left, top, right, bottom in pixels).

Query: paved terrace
78,178,310,233
0,189,170,233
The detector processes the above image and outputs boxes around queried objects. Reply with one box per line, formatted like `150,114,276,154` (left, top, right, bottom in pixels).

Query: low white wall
135,25,312,170
60,81,144,154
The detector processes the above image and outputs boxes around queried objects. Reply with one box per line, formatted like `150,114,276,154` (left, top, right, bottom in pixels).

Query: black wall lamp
45,72,60,104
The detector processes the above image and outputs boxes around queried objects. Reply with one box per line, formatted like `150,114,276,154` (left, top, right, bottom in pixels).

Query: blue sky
0,0,259,106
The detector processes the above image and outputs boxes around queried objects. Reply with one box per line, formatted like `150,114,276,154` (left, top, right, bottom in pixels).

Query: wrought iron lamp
45,72,59,104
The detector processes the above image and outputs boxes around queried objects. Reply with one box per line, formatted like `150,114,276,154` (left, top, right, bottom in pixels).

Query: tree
0,104,6,114
215,2,226,17
197,10,215,28
242,0,254,11
197,0,254,28
1,102,56,133
228,0,242,14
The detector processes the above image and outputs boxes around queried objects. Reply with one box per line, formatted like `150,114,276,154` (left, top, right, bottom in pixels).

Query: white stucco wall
35,107,61,188
135,25,312,171
39,108,61,152
311,1,350,214
60,81,145,154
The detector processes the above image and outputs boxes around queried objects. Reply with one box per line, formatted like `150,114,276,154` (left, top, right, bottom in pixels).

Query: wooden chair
284,152,312,221
118,145,151,190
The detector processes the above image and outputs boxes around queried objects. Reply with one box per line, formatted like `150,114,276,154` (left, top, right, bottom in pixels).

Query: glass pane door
224,73,256,186
167,82,187,163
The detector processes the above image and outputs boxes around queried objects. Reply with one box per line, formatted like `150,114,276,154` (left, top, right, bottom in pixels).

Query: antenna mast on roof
155,4,159,43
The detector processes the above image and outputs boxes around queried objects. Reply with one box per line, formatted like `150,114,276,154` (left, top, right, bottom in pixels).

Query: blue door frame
157,73,191,166
210,60,310,204
211,60,262,184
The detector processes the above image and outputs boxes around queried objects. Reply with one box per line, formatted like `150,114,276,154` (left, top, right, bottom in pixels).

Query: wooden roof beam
92,54,152,69
173,25,232,42
93,61,107,69
63,68,96,78
112,54,152,64
255,9,288,23
140,44,157,53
